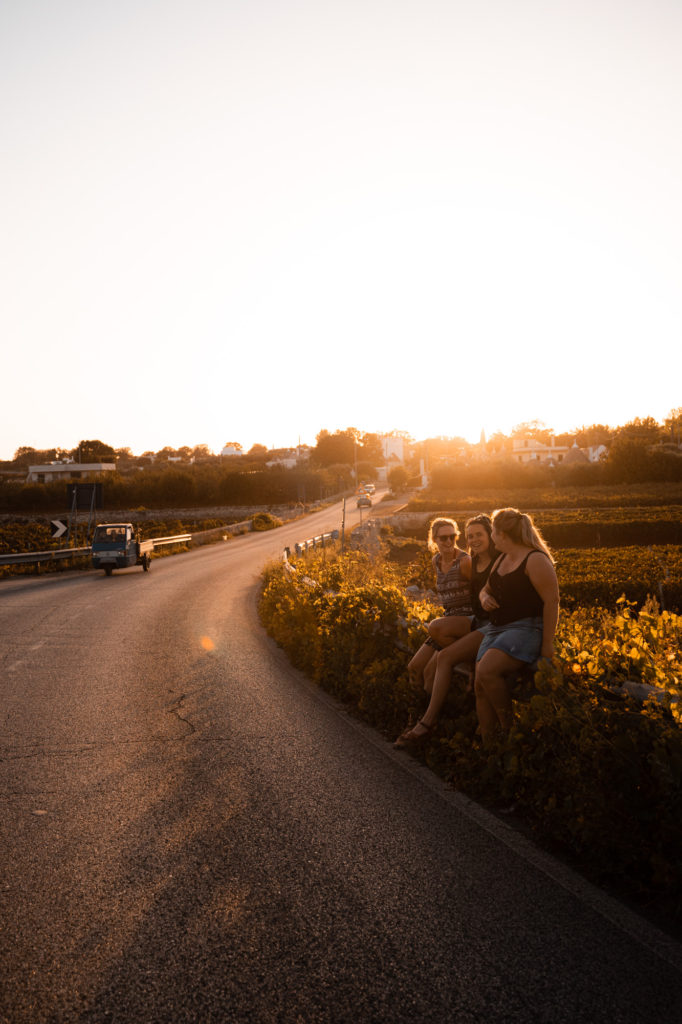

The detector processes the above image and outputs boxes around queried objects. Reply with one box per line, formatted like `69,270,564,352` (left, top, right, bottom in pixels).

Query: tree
614,417,663,445
312,428,359,467
192,444,214,459
247,444,268,459
574,424,613,448
388,466,409,491
511,420,553,444
71,440,116,462
420,436,470,462
664,408,682,444
12,446,66,465
359,432,384,466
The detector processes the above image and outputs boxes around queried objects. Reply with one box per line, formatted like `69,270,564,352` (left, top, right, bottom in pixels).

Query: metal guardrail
0,546,91,567
0,532,194,570
286,530,339,557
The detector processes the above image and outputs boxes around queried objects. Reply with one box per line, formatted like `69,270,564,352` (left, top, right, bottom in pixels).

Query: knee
474,663,493,697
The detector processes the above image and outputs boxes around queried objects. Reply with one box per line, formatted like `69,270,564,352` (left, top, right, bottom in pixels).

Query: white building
265,447,310,469
379,434,406,463
512,438,570,464
27,462,116,483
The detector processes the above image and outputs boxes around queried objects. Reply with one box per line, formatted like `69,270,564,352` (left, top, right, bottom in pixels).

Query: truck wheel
105,565,113,576
143,555,150,572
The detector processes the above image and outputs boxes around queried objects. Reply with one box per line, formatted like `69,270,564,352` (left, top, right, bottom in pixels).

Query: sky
1,0,681,460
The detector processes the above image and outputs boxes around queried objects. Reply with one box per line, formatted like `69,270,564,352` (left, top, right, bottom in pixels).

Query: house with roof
26,462,116,483
512,438,570,464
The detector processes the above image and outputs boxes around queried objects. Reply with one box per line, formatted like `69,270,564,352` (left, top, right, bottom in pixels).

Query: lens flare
200,635,215,651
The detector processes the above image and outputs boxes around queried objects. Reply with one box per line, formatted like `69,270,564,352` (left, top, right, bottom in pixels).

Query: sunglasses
437,534,456,542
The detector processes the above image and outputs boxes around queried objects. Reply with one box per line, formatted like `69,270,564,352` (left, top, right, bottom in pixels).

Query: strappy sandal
393,719,436,748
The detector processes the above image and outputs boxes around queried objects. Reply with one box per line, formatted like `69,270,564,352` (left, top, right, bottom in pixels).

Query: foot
394,719,436,748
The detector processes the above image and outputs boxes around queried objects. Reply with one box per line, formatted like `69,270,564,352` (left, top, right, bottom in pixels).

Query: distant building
266,446,310,469
380,434,406,463
26,462,116,483
584,444,608,463
511,437,607,466
563,442,590,466
512,438,570,465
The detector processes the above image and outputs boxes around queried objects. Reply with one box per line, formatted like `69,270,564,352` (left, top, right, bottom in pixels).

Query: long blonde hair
492,507,555,564
427,516,460,553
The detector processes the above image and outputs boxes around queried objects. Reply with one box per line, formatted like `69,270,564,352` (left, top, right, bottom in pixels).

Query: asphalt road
2,499,682,1023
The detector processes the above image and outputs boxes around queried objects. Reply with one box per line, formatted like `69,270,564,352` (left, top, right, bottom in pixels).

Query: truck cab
92,523,151,575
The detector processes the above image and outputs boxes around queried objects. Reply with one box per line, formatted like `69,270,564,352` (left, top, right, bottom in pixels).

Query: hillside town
1,413,680,489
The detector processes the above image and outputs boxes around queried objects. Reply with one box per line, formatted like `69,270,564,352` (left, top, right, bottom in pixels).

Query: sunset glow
1,0,680,459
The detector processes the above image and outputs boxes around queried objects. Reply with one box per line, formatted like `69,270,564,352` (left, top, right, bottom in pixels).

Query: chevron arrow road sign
50,520,68,539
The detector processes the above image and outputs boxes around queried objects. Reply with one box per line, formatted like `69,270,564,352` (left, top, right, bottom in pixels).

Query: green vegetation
0,464,342,513
407,482,682,512
259,486,682,919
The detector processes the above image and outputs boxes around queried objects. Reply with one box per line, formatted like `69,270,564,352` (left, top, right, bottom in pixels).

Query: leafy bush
259,547,682,915
556,546,682,612
251,512,284,531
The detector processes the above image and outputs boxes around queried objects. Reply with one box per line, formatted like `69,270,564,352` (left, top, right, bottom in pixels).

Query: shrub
259,548,682,916
251,512,284,531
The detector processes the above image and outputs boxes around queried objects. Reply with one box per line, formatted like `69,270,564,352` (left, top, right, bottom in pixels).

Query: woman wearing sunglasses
406,517,473,694
397,515,497,748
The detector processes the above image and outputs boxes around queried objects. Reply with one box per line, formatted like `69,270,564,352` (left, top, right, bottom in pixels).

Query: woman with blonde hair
406,517,473,692
475,508,559,744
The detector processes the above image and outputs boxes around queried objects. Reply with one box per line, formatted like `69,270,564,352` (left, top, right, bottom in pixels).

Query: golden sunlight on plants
259,529,682,917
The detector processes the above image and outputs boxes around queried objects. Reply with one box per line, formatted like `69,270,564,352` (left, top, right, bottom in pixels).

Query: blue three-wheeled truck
91,523,153,575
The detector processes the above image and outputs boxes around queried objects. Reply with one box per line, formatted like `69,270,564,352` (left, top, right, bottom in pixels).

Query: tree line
1,413,680,513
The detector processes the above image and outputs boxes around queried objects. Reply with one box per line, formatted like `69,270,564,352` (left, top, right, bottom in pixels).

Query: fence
0,529,224,571
284,530,340,559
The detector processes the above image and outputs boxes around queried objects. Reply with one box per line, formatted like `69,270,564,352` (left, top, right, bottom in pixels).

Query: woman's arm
527,553,560,658
459,552,473,580
477,554,503,612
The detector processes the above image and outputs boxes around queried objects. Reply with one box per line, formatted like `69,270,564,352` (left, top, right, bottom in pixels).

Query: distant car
357,494,372,508
364,483,375,494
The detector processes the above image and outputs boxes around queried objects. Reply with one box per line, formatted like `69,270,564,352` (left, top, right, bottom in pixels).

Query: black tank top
487,551,546,626
470,558,494,621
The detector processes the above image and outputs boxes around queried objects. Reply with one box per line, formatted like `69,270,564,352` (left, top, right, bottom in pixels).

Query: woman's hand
478,587,499,612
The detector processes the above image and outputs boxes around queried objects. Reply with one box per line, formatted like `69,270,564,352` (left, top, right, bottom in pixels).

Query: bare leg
428,615,472,648
408,643,435,691
474,649,524,744
423,656,437,695
395,631,483,746
421,630,483,727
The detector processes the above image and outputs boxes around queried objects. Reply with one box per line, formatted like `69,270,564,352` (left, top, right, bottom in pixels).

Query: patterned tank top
435,551,473,616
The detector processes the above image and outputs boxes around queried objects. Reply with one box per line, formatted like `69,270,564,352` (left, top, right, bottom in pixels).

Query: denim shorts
475,616,543,664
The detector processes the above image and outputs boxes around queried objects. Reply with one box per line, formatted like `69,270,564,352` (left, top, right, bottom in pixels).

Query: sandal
394,719,436,748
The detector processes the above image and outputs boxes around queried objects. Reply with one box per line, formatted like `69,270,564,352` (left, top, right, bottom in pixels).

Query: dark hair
465,513,497,567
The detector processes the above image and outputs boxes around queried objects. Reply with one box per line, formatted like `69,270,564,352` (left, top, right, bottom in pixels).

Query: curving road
1,500,682,1023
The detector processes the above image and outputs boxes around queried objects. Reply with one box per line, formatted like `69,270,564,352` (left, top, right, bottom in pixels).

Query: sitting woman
396,515,496,748
407,517,473,693
475,507,559,745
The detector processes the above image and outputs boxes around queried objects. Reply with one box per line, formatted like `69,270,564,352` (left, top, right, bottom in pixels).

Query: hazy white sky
2,0,680,459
